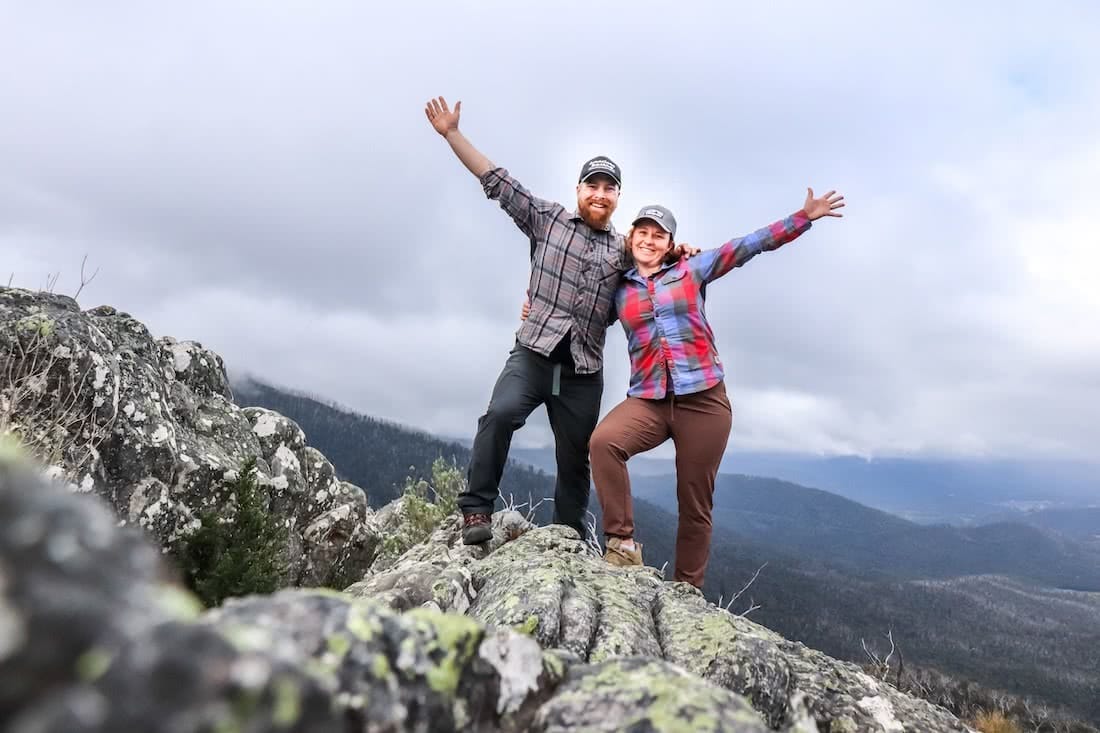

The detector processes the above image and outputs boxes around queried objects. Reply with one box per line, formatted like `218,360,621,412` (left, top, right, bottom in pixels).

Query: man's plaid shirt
481,167,627,374
616,211,812,399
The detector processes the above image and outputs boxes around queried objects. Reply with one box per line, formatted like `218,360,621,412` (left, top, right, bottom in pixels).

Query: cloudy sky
3,1,1098,462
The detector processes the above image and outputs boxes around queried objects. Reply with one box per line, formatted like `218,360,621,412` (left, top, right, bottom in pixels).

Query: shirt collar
624,260,678,283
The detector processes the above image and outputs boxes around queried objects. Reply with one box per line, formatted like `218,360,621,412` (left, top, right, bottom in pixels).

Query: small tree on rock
175,457,288,607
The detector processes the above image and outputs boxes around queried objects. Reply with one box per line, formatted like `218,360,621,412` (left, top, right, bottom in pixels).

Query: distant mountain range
233,376,1100,722
508,447,1100,526
629,472,1100,591
983,506,1100,548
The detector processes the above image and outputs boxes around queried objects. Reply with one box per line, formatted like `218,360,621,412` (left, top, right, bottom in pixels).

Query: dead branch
738,598,761,617
73,255,100,300
583,509,603,558
524,496,549,524
0,322,116,484
719,561,768,616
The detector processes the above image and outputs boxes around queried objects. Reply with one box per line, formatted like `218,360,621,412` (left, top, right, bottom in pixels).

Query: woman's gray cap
631,205,677,238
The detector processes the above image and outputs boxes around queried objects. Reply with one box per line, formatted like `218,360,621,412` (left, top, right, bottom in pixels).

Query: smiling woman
591,190,845,588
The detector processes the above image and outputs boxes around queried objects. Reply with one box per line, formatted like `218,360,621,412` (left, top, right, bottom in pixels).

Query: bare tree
861,628,897,682
1021,698,1054,733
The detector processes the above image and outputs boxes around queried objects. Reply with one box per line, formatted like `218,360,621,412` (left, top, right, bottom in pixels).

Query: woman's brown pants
589,381,732,588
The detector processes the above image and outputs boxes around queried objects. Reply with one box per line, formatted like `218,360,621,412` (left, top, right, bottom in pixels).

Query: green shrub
379,457,463,562
175,457,288,607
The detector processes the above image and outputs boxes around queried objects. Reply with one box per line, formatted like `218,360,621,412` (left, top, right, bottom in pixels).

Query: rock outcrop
0,287,974,732
348,516,972,733
0,286,378,585
0,453,973,732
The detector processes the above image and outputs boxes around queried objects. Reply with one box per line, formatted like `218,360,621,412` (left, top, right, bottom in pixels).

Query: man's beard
578,200,614,229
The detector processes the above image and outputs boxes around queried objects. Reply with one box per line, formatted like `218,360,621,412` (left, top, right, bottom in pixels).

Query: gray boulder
1,456,563,732
532,657,773,733
0,454,341,732
0,286,376,586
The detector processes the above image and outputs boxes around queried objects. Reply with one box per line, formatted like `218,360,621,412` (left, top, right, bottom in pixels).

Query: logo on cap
643,208,665,219
579,156,622,186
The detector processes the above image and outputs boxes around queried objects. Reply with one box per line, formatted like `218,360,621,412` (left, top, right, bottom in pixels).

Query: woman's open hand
803,188,845,220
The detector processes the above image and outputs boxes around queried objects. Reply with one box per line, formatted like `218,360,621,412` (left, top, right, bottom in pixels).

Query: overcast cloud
3,1,1099,461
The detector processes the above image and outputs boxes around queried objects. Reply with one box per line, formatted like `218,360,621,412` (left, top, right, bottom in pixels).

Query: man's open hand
425,96,461,137
670,243,701,261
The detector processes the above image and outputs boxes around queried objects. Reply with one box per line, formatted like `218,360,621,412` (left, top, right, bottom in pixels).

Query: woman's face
630,220,673,270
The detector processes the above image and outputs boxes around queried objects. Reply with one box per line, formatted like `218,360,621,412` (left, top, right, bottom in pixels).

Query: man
425,95,637,545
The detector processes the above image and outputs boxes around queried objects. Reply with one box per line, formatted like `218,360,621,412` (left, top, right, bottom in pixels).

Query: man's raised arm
425,96,492,178
425,95,557,241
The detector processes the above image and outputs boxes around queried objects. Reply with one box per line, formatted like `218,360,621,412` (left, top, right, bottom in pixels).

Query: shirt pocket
597,253,624,283
659,267,688,285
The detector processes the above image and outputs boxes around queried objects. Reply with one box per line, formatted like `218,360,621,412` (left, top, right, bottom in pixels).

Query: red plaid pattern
616,211,812,398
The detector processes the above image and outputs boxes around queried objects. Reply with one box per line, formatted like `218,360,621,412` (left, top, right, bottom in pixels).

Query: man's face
575,174,620,229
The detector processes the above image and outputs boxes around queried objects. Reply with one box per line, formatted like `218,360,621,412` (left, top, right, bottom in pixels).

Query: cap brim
580,171,621,186
631,216,673,235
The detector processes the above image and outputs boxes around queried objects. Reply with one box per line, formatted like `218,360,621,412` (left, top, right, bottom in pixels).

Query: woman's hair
624,225,679,265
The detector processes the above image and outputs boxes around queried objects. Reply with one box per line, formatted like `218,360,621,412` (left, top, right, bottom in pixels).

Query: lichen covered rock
205,589,565,731
533,656,771,732
0,286,375,586
0,458,339,732
365,522,971,732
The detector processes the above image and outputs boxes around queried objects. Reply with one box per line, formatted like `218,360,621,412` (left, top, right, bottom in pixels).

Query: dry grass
972,711,1021,733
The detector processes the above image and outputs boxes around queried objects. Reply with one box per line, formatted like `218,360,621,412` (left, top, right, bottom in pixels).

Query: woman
590,188,844,588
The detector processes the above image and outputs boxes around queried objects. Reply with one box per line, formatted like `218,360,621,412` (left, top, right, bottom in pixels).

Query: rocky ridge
0,286,973,732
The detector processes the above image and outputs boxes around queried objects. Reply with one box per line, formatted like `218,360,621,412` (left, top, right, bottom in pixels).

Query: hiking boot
462,513,493,545
604,536,643,567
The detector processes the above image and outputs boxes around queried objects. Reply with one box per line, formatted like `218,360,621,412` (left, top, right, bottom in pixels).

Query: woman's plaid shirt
616,211,812,399
481,168,627,375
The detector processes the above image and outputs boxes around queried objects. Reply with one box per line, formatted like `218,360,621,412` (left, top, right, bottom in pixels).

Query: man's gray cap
578,156,622,187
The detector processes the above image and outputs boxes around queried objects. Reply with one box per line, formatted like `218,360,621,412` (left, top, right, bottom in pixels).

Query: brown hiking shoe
604,536,643,567
461,512,493,545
